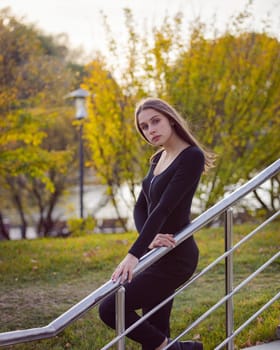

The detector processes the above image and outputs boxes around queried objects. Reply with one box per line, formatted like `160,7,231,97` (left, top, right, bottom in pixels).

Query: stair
242,340,280,349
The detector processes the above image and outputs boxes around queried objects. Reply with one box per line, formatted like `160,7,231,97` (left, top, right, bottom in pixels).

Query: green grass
0,222,279,349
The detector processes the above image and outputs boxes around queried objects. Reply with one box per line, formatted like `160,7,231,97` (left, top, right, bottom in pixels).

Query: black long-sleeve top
129,146,205,260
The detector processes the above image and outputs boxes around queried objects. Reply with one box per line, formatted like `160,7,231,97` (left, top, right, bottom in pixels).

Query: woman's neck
163,135,190,158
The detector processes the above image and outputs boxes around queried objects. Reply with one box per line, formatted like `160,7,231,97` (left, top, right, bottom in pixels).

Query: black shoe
168,339,203,350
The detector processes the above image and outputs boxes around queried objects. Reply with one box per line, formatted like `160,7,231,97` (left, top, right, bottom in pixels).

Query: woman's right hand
112,253,139,284
148,233,176,249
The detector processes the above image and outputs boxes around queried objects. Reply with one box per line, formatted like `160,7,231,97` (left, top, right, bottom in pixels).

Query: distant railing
0,158,279,349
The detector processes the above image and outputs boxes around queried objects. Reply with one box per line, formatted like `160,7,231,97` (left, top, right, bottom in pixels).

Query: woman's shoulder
180,145,205,168
182,145,204,159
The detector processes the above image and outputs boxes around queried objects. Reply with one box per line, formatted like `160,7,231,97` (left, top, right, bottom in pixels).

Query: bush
67,217,96,237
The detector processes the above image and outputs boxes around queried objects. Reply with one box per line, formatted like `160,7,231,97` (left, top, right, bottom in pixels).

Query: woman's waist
148,237,199,278
157,236,198,262
160,220,190,235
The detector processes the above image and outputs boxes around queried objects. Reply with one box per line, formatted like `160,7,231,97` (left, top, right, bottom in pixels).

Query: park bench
96,217,127,233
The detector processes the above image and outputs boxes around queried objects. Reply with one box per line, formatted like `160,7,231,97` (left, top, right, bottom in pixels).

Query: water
7,183,138,240
9,227,37,240
6,178,277,240
64,183,137,228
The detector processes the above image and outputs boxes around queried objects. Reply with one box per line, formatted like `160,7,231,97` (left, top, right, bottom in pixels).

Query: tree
0,8,82,238
24,110,77,237
83,57,149,229
84,6,279,218
166,27,280,212
0,110,53,238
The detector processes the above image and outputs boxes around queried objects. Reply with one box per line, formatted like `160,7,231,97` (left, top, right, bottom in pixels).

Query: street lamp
66,88,89,219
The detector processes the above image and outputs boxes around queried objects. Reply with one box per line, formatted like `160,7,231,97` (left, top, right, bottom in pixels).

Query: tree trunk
13,193,27,239
0,211,10,240
110,185,128,232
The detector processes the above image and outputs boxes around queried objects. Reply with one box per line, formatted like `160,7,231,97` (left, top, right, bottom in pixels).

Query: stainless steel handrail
0,157,279,347
101,210,280,350
216,291,280,350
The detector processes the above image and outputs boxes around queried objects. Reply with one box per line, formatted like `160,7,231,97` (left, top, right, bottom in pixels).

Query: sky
1,0,280,61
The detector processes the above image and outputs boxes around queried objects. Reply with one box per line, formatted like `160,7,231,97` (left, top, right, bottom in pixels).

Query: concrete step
242,340,280,349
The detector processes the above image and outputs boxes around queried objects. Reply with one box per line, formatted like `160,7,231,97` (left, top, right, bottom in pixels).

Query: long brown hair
135,97,215,172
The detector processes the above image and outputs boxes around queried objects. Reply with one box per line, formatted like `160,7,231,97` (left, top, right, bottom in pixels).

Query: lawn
0,222,279,349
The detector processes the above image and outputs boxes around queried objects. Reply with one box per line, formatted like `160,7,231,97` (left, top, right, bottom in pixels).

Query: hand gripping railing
0,158,279,348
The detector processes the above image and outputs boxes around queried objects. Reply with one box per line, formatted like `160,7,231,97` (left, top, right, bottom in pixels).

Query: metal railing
0,158,279,349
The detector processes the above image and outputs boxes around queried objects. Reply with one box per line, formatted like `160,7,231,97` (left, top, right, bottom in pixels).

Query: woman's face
137,108,174,146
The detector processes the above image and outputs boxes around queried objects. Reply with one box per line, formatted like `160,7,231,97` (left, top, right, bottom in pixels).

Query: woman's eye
141,124,148,131
152,118,160,124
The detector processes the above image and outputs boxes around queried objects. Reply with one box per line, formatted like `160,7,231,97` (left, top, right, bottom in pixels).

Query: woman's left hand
148,233,175,249
112,253,139,284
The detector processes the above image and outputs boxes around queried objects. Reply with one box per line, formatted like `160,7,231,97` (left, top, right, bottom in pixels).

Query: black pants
99,239,199,350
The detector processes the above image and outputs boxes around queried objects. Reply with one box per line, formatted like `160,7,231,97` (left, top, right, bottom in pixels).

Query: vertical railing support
225,208,234,350
79,123,84,218
116,286,125,350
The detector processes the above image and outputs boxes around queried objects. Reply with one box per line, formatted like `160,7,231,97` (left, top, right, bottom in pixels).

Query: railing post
225,208,234,350
116,286,125,350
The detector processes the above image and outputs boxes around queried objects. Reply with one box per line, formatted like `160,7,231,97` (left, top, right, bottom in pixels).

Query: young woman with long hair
99,97,215,350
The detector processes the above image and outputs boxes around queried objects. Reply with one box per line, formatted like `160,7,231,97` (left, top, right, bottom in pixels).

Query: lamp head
66,88,89,120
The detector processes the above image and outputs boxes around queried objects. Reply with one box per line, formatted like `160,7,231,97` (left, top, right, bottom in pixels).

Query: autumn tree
0,8,82,238
166,24,280,213
0,110,50,238
138,5,280,214
84,6,279,219
83,58,149,229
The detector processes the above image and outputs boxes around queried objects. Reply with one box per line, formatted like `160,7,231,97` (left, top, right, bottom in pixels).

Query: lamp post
66,88,89,219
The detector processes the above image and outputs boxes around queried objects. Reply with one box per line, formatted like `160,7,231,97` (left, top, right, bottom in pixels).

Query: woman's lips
151,135,160,143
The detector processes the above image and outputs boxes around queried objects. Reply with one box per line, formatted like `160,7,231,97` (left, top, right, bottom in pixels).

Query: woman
99,98,214,350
